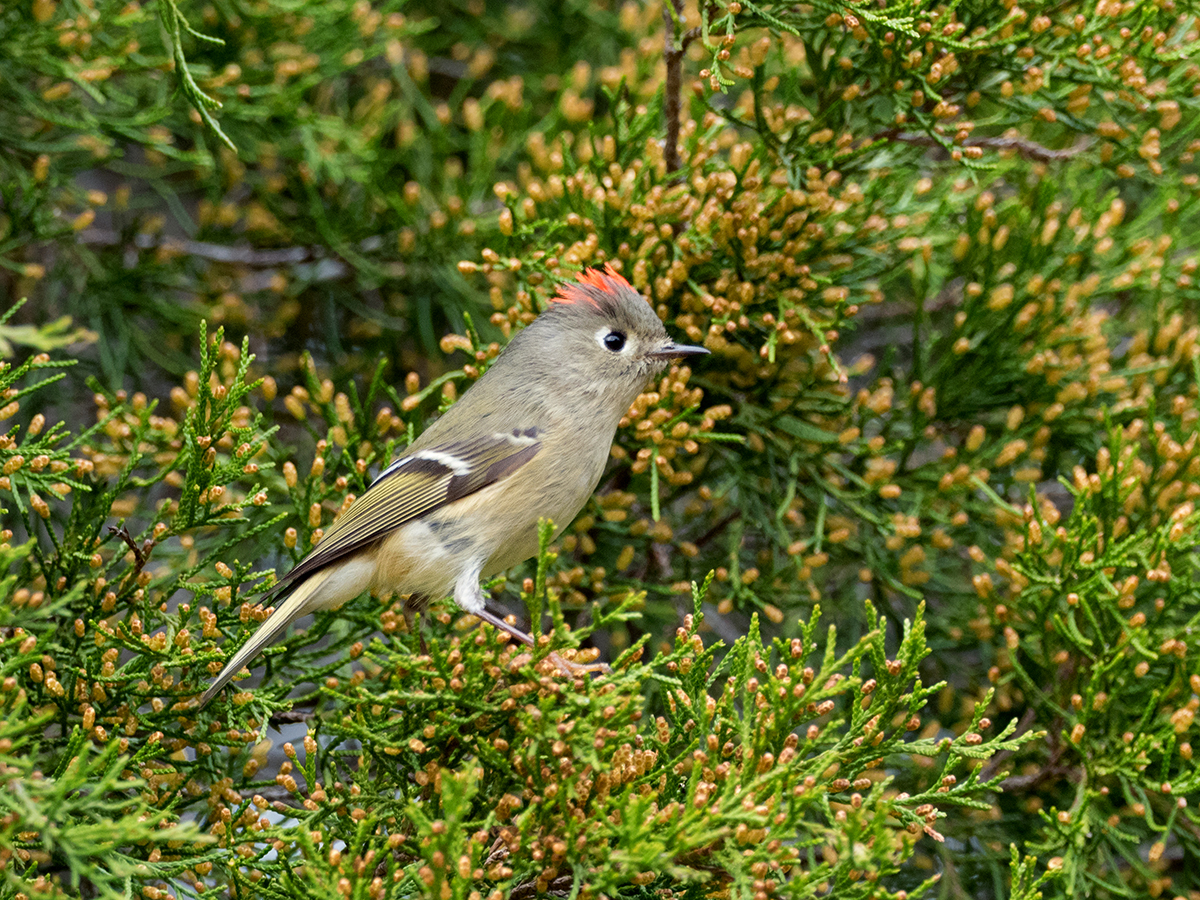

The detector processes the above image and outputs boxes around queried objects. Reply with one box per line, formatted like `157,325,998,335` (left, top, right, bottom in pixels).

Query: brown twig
662,0,686,174
977,706,1037,784
106,524,156,573
662,0,701,174
998,750,1075,792
510,875,574,899
994,715,1076,793
240,784,304,806
875,128,1087,162
270,709,316,725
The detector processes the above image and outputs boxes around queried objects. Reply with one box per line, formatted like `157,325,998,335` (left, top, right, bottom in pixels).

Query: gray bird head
473,266,708,427
527,265,708,406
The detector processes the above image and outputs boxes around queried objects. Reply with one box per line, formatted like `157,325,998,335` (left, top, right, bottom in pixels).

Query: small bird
199,265,708,706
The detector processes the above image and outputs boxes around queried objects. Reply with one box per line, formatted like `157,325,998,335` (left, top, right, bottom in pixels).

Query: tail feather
198,569,335,707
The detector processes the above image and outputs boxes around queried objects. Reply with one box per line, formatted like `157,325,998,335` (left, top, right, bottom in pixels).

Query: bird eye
603,331,627,352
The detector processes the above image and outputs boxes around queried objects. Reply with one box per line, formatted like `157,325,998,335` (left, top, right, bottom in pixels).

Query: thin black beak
649,340,710,360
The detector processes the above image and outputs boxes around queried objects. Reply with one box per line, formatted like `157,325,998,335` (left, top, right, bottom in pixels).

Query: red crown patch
552,263,633,309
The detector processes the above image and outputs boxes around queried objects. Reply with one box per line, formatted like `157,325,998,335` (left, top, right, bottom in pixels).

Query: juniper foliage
1,0,1199,898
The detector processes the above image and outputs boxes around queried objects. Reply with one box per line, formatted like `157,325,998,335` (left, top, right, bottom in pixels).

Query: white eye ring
596,327,629,353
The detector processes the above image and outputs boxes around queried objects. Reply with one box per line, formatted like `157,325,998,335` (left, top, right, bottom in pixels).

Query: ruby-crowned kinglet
199,265,707,705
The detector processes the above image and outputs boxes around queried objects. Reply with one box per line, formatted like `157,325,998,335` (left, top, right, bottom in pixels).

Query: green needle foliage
2,0,1199,898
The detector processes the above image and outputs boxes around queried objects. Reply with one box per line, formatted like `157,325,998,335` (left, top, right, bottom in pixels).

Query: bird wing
272,428,543,590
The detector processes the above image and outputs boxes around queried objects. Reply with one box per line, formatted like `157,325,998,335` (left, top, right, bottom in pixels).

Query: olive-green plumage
200,266,707,706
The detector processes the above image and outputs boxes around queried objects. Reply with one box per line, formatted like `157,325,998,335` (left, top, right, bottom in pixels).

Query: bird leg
474,604,610,678
416,610,428,656
453,567,608,677
404,596,429,655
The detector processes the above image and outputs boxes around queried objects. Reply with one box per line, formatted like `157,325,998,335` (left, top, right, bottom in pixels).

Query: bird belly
477,491,579,576
477,447,608,577
371,519,464,601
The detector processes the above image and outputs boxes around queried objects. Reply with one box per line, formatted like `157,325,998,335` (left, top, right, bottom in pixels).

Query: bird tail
198,568,335,708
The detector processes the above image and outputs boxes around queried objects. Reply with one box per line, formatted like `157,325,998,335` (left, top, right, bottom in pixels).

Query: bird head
471,265,708,425
533,265,708,404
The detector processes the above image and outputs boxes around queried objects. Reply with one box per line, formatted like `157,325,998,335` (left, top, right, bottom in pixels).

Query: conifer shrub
1,0,1198,898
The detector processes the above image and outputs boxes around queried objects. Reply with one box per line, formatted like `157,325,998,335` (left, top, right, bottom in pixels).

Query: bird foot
545,651,611,679
470,606,608,678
